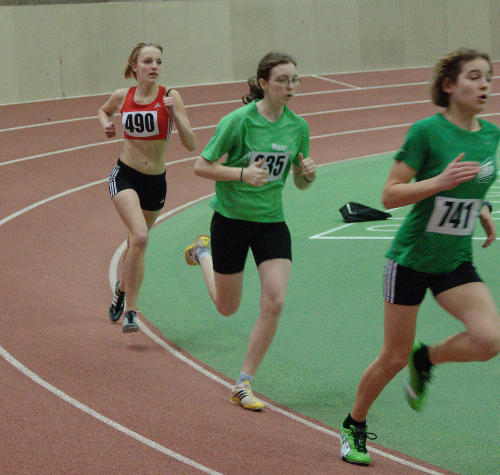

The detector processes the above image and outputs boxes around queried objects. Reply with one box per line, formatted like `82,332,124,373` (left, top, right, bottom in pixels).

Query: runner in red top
98,42,197,333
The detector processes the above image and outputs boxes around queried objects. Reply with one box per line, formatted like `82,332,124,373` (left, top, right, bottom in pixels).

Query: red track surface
2,66,499,474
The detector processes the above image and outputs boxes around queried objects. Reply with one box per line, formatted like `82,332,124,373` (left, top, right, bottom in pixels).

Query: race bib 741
426,197,481,236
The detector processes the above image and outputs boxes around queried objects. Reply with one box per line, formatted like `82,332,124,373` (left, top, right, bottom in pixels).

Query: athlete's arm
163,90,197,151
194,156,268,186
479,204,496,248
293,153,316,189
382,153,480,209
97,89,126,138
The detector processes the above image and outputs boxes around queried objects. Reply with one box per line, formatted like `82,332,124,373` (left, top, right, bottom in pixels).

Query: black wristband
240,168,244,181
483,201,493,213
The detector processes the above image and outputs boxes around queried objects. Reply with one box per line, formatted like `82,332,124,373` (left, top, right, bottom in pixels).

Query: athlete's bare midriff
120,138,168,174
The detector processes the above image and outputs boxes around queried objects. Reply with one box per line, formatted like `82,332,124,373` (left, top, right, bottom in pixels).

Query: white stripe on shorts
108,164,120,198
384,259,397,303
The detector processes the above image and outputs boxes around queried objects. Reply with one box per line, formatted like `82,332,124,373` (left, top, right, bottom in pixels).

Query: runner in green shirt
184,52,317,411
340,48,500,466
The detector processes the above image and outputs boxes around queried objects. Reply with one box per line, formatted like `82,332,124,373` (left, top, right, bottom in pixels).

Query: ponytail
242,76,264,104
241,51,297,104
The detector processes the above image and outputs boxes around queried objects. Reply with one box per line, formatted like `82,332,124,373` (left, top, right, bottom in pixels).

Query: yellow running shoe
230,381,265,411
184,235,210,266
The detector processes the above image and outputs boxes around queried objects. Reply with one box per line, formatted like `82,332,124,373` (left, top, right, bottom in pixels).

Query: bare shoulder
101,87,129,112
111,87,129,101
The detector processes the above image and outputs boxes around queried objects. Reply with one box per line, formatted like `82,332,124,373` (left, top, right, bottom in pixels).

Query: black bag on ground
339,202,391,222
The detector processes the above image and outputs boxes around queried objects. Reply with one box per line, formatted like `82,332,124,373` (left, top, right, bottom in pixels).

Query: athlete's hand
437,153,480,190
103,121,116,138
480,207,496,248
163,95,175,114
299,153,316,182
242,159,269,186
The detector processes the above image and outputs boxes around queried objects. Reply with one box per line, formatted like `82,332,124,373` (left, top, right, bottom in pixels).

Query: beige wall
1,0,499,104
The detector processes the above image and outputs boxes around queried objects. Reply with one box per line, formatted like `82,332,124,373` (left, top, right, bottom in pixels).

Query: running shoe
406,340,432,412
340,424,376,465
108,280,125,323
122,310,139,333
184,234,210,266
230,381,265,411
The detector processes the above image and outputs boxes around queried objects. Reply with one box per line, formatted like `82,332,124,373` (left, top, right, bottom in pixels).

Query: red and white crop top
121,86,173,140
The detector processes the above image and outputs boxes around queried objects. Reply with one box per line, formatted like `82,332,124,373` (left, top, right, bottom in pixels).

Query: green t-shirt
201,101,310,222
386,113,499,273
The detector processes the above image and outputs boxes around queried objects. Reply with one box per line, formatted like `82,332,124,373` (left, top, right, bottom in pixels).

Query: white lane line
0,186,222,475
311,74,360,89
0,154,442,474
3,102,499,167
3,86,498,133
300,99,430,117
107,169,442,475
0,141,122,167
0,346,222,475
0,179,107,227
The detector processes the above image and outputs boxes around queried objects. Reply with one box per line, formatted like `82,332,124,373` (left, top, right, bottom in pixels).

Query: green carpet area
140,154,500,475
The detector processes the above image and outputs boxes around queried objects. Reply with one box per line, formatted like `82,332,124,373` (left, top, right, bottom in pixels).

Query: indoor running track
2,65,499,474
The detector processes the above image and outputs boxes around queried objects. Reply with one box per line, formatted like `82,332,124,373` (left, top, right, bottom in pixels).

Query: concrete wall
1,0,499,103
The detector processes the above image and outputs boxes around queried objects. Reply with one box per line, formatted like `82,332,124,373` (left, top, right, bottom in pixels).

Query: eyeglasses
271,77,302,87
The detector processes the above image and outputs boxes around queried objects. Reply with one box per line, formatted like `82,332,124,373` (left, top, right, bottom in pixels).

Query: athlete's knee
475,333,500,361
129,230,149,251
379,350,409,376
260,293,286,319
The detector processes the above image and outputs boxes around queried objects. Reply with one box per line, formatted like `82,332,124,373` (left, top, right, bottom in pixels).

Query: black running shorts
210,212,292,274
108,159,167,211
384,259,482,306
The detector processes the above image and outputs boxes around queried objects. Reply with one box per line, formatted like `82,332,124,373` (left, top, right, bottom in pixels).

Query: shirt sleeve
293,118,310,167
394,120,429,172
202,113,240,162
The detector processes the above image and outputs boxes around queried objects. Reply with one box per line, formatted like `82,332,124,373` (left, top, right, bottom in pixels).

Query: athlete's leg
350,301,419,421
198,254,245,316
192,212,249,316
239,258,291,376
112,189,160,312
431,282,500,363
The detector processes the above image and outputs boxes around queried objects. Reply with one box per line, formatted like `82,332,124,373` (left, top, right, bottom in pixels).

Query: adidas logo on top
154,103,161,108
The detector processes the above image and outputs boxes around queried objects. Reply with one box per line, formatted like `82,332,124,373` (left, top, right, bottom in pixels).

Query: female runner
185,52,316,410
98,42,196,332
340,47,500,465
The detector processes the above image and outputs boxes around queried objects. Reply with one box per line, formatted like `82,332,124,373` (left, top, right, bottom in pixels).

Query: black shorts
210,212,292,274
108,159,167,211
384,259,482,306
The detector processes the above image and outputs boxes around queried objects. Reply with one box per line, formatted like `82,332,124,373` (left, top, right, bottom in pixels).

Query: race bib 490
122,111,159,138
426,196,481,236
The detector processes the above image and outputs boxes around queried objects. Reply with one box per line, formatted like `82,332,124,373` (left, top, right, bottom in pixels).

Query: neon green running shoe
340,424,376,465
406,341,432,412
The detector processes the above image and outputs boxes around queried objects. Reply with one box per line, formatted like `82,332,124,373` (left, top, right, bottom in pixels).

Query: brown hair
124,42,163,79
242,52,298,104
430,47,491,107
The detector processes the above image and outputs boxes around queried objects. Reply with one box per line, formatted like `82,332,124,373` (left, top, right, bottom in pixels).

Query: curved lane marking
0,183,221,474
0,345,221,475
4,70,499,472
108,160,443,475
0,155,442,473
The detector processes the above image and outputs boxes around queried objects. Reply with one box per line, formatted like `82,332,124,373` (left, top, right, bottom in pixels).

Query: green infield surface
139,153,500,475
